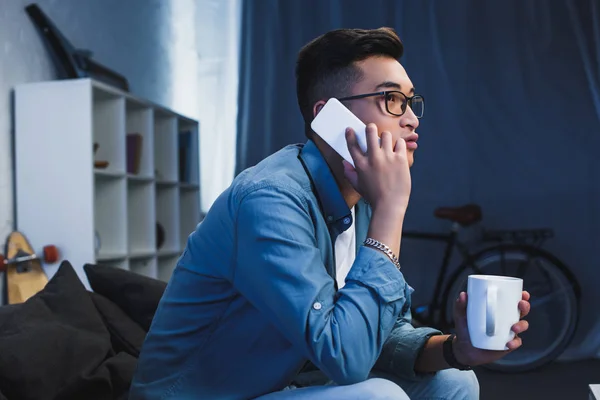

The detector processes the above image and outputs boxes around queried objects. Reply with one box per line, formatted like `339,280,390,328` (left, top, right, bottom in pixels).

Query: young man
129,27,531,399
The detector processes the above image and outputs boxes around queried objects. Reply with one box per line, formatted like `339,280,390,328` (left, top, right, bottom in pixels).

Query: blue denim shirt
129,140,441,400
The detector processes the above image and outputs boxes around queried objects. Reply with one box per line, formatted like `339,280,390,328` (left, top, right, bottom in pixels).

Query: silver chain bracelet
364,237,401,270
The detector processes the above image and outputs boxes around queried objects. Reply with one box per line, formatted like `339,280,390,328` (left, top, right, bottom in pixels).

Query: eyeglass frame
337,90,425,118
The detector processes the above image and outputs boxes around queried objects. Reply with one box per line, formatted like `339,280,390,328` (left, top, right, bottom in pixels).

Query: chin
407,151,415,167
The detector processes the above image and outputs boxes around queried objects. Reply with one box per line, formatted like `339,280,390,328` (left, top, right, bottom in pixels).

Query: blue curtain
236,0,600,359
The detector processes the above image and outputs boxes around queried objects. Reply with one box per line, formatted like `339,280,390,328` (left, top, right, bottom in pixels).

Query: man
129,27,530,399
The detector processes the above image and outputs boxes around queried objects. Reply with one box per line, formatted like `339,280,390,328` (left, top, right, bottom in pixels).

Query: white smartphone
310,98,367,167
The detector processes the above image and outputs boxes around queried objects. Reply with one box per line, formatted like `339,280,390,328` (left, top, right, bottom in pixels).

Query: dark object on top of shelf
25,3,130,92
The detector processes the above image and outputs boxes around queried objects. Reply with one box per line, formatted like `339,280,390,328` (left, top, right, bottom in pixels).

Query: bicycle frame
401,211,582,372
402,223,472,324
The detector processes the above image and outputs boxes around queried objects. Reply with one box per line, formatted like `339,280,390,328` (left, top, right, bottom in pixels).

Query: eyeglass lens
386,92,424,118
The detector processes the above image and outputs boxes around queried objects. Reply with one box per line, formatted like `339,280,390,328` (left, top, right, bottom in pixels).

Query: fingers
380,131,393,152
345,128,364,165
506,320,528,351
506,335,523,351
522,291,531,301
394,134,407,154
518,299,531,318
512,320,529,334
342,160,358,189
365,123,379,151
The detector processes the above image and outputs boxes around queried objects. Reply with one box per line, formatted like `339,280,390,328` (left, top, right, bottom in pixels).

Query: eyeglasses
338,91,425,118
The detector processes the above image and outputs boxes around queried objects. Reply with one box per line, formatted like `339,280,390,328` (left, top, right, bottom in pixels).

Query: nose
400,105,419,130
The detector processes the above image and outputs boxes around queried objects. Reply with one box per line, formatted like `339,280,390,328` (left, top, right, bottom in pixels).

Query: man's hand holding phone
344,123,411,257
344,123,411,212
309,98,411,257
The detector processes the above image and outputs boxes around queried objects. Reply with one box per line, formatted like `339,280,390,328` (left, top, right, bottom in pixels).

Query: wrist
443,334,472,370
452,335,469,365
367,200,406,257
371,199,407,218
363,238,401,269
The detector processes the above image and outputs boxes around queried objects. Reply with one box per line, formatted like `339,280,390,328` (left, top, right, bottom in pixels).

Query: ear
312,100,327,118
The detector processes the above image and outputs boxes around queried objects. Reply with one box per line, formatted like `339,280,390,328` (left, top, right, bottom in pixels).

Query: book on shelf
126,133,143,175
178,131,192,183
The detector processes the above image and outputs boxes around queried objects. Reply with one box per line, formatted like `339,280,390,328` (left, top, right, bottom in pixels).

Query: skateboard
0,231,60,304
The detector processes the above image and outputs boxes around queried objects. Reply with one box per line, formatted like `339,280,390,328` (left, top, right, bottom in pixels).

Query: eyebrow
374,81,415,94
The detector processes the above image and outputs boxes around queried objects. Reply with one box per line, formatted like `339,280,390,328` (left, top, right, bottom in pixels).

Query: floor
475,359,600,399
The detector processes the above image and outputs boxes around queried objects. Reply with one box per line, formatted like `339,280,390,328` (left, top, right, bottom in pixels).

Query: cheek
353,102,391,129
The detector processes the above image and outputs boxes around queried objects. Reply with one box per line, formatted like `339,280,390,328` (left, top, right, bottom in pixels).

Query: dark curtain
236,0,600,359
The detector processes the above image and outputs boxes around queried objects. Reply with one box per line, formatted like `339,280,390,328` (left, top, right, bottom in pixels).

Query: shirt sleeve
233,184,408,385
374,283,443,381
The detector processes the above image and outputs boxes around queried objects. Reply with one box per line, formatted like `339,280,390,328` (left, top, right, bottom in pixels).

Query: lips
404,133,419,150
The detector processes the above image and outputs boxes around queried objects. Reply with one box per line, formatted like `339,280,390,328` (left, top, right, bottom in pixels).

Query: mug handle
486,286,497,336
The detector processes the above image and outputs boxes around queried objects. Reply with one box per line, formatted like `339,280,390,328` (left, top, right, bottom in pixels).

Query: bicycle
403,204,581,373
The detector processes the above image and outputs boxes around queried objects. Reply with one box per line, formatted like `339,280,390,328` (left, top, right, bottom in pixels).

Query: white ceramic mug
467,275,523,350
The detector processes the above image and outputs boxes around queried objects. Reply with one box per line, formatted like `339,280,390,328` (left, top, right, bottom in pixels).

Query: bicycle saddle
434,204,482,226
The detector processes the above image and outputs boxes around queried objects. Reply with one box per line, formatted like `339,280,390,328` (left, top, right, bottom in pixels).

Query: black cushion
84,264,167,331
0,261,136,400
89,291,147,357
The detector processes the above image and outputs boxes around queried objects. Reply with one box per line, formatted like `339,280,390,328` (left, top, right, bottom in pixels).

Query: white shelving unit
14,78,202,287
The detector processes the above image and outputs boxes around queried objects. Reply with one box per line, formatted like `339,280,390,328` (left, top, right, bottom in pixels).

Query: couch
0,261,167,400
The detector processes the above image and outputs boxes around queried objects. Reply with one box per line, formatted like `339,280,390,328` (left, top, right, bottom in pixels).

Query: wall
0,0,240,251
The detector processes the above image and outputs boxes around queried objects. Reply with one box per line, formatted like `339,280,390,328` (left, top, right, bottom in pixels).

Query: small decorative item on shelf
126,133,143,175
93,143,109,169
156,223,165,250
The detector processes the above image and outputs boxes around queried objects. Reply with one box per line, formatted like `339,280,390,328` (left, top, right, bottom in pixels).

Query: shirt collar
298,140,351,225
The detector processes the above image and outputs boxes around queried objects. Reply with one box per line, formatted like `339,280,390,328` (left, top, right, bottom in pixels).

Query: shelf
154,112,178,182
95,169,126,179
94,177,127,257
127,174,154,182
156,185,180,253
129,251,157,259
157,179,178,187
98,259,130,271
15,78,201,284
127,180,156,255
93,87,125,175
180,183,200,190
158,254,180,282
180,188,201,248
158,249,181,258
130,257,158,277
97,252,128,262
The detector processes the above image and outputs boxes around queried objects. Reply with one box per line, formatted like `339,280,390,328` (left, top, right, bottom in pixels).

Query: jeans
255,368,479,400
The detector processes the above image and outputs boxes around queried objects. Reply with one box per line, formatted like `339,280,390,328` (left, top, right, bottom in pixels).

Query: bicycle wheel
441,243,580,373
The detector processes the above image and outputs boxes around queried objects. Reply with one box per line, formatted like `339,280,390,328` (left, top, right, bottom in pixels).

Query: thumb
454,291,468,320
453,291,470,336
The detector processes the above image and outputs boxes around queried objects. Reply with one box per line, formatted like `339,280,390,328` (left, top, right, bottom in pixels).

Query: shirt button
313,302,322,310
343,217,351,225
326,216,333,222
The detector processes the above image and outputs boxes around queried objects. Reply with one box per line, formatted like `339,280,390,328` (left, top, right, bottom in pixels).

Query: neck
312,135,362,209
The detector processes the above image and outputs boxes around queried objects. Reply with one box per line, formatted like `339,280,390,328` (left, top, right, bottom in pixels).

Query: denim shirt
129,140,441,400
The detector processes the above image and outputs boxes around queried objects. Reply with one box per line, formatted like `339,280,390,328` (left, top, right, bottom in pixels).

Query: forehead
353,56,413,93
